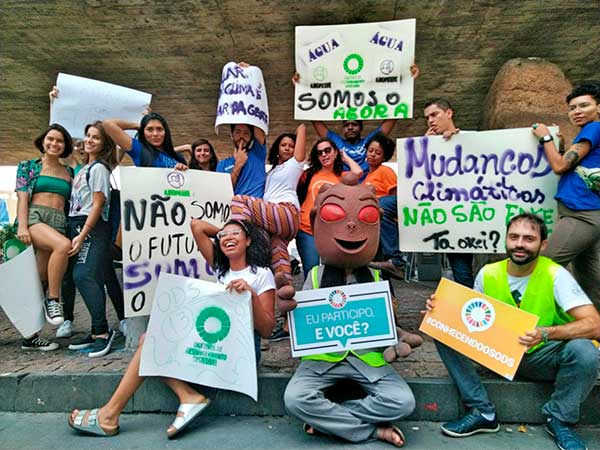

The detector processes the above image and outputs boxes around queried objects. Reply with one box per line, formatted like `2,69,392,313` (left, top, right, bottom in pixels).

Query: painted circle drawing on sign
461,298,495,333
313,66,328,82
343,54,364,75
328,289,348,309
161,308,194,343
167,171,185,188
380,59,394,75
196,306,231,344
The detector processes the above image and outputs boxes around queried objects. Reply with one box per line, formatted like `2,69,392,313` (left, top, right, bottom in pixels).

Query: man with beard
425,213,600,450
216,123,267,198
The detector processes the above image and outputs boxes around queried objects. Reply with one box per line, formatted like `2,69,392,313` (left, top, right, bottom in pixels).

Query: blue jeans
435,339,598,423
447,253,474,288
379,195,403,267
296,230,320,279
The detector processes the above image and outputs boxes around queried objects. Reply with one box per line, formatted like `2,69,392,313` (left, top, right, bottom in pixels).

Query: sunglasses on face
216,229,244,239
316,147,334,156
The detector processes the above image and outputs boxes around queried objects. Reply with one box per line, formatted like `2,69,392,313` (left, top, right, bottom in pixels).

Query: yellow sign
419,278,539,380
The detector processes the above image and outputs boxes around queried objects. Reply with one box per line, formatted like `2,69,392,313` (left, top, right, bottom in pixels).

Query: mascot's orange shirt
299,171,342,234
363,165,397,197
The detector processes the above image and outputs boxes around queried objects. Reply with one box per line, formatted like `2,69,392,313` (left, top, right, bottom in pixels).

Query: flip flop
167,399,211,439
68,408,119,437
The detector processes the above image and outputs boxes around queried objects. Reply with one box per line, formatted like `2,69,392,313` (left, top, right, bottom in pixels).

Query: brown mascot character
277,173,422,362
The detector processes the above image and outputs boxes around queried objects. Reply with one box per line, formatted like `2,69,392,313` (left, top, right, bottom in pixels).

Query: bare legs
29,222,70,299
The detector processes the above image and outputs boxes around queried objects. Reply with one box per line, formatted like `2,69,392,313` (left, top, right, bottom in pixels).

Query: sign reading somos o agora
397,127,560,253
288,281,397,357
121,167,233,317
420,278,539,380
294,19,416,121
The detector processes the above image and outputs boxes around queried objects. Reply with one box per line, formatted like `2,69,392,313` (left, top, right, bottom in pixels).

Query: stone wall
1,0,599,164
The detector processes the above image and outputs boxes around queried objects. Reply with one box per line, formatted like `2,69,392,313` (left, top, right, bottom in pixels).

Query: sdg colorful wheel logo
328,289,348,309
461,298,495,333
195,306,231,343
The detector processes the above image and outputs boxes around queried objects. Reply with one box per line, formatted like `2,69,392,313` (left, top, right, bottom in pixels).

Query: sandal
68,408,119,437
167,399,211,439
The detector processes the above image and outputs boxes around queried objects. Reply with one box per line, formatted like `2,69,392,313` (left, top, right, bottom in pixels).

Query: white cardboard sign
396,127,560,253
50,73,151,139
120,167,233,317
294,19,416,121
139,274,258,401
215,62,269,135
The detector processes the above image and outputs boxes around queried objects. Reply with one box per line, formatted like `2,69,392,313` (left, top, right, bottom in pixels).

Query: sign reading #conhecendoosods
215,62,269,135
288,281,397,357
294,19,416,121
120,167,233,317
139,274,258,401
397,127,560,253
420,278,539,380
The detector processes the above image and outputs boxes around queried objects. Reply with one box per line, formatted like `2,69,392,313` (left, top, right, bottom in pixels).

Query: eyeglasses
216,229,244,239
316,147,334,156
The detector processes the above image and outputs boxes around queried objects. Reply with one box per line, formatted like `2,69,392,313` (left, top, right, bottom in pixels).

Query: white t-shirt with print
69,162,111,221
263,158,305,209
218,266,275,297
474,265,591,314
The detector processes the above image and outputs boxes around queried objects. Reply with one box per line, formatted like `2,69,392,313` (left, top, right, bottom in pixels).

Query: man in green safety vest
279,175,418,448
425,212,600,450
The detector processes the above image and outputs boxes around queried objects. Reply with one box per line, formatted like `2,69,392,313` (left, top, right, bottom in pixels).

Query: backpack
86,161,121,244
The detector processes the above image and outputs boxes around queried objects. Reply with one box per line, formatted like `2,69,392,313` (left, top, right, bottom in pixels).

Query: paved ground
2,413,599,450
0,269,457,379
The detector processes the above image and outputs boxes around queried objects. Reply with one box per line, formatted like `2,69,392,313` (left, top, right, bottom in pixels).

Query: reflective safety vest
301,266,387,367
482,256,573,352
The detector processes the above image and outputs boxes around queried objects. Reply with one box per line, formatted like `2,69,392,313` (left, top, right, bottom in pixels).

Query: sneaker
368,260,405,280
441,412,499,437
44,298,64,326
68,334,95,350
269,328,290,342
56,320,73,338
545,417,587,450
119,319,128,337
260,337,271,351
88,330,115,358
21,335,59,351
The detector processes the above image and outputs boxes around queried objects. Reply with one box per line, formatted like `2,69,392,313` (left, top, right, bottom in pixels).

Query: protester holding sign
424,213,600,450
68,219,275,438
14,124,75,350
532,83,600,308
62,121,121,358
296,138,363,278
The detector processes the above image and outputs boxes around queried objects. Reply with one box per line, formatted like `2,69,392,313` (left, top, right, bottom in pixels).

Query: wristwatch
540,328,550,344
539,135,553,144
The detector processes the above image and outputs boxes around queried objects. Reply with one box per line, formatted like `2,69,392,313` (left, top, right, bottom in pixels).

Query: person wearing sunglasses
295,138,363,278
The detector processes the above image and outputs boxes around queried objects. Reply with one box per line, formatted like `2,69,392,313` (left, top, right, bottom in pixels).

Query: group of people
8,69,600,450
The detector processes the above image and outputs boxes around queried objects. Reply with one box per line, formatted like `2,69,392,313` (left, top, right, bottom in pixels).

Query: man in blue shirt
216,124,267,198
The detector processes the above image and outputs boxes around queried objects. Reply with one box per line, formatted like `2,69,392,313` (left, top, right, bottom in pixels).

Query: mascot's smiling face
311,174,381,268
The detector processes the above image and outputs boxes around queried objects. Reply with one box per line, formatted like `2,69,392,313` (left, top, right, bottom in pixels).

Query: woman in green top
15,123,74,349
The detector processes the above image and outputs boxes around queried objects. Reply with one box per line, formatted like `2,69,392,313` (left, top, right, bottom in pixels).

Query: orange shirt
363,165,397,197
299,170,342,234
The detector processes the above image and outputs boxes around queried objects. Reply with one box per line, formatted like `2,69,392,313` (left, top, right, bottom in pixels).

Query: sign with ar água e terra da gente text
120,167,233,317
294,19,415,121
288,281,398,357
140,274,258,400
420,278,539,380
397,127,559,253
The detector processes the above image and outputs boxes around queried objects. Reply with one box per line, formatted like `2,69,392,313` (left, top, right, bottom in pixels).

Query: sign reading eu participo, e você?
288,281,398,357
294,19,416,121
419,278,539,380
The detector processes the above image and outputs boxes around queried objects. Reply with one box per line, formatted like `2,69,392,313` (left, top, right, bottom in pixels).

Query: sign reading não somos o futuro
215,62,269,135
420,278,539,380
120,168,233,317
288,281,397,357
139,274,258,400
294,19,416,121
397,127,559,253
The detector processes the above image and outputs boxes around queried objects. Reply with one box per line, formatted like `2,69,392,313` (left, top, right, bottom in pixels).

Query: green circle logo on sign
343,54,364,75
195,306,231,344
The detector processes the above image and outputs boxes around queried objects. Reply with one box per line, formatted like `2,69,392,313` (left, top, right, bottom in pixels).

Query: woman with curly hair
68,219,274,439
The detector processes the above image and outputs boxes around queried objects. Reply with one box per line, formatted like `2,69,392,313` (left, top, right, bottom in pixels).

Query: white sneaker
119,319,128,336
56,320,73,338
